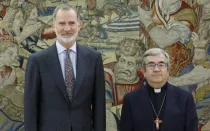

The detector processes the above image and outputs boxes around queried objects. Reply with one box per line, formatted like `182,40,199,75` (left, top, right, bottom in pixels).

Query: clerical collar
154,88,161,93
146,81,168,94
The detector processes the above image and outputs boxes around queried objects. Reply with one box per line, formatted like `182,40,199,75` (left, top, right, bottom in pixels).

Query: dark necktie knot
66,49,70,57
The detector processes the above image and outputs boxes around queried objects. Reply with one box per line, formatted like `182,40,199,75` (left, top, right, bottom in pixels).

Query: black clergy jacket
147,81,167,131
120,81,198,131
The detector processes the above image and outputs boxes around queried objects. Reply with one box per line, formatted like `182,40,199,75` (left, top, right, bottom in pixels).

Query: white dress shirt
56,41,77,80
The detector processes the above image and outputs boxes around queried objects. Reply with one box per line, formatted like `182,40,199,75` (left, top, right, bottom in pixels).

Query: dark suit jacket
24,43,105,131
120,83,198,131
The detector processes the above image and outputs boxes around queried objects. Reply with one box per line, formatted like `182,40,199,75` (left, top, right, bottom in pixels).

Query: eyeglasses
145,62,167,70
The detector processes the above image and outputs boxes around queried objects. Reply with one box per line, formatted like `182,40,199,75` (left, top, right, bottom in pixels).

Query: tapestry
0,0,210,130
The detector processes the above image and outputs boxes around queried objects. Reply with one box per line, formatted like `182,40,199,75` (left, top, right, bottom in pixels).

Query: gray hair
52,4,79,23
141,48,170,68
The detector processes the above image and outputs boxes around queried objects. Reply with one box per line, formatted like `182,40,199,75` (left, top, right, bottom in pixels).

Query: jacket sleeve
24,54,41,131
92,52,106,131
185,93,198,131
120,94,133,131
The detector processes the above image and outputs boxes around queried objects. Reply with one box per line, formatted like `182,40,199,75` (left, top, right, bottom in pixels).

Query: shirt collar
56,40,77,54
146,80,168,94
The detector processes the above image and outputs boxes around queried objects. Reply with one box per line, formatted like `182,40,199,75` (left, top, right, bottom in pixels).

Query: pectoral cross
154,118,162,130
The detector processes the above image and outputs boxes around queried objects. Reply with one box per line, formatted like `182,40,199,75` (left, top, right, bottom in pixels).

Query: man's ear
168,65,171,72
52,24,55,32
140,68,145,75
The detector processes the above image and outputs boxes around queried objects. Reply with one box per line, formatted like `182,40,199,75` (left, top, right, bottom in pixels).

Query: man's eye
159,63,165,67
69,22,75,25
148,64,155,67
59,23,65,25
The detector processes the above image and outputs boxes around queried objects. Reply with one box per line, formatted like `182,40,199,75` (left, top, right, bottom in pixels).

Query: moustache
62,32,73,35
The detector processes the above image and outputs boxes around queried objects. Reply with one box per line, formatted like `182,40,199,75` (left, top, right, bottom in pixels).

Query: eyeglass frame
144,62,168,70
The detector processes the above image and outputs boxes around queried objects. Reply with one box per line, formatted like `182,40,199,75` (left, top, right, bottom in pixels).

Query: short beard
54,26,77,44
58,36,75,44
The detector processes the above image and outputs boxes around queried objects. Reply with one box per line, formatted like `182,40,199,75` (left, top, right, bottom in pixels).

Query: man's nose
64,25,71,31
153,65,160,71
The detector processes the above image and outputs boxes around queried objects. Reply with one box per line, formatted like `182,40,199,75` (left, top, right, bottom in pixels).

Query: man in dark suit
120,48,198,131
24,4,105,131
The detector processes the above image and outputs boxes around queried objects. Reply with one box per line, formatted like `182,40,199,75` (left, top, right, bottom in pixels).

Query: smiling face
143,53,169,88
52,9,81,47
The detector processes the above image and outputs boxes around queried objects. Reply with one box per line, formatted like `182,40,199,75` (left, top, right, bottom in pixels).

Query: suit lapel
162,84,178,130
45,44,71,106
140,84,155,130
44,44,90,104
74,45,89,97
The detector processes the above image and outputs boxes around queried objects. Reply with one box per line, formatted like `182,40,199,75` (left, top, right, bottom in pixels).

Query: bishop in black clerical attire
120,48,198,131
